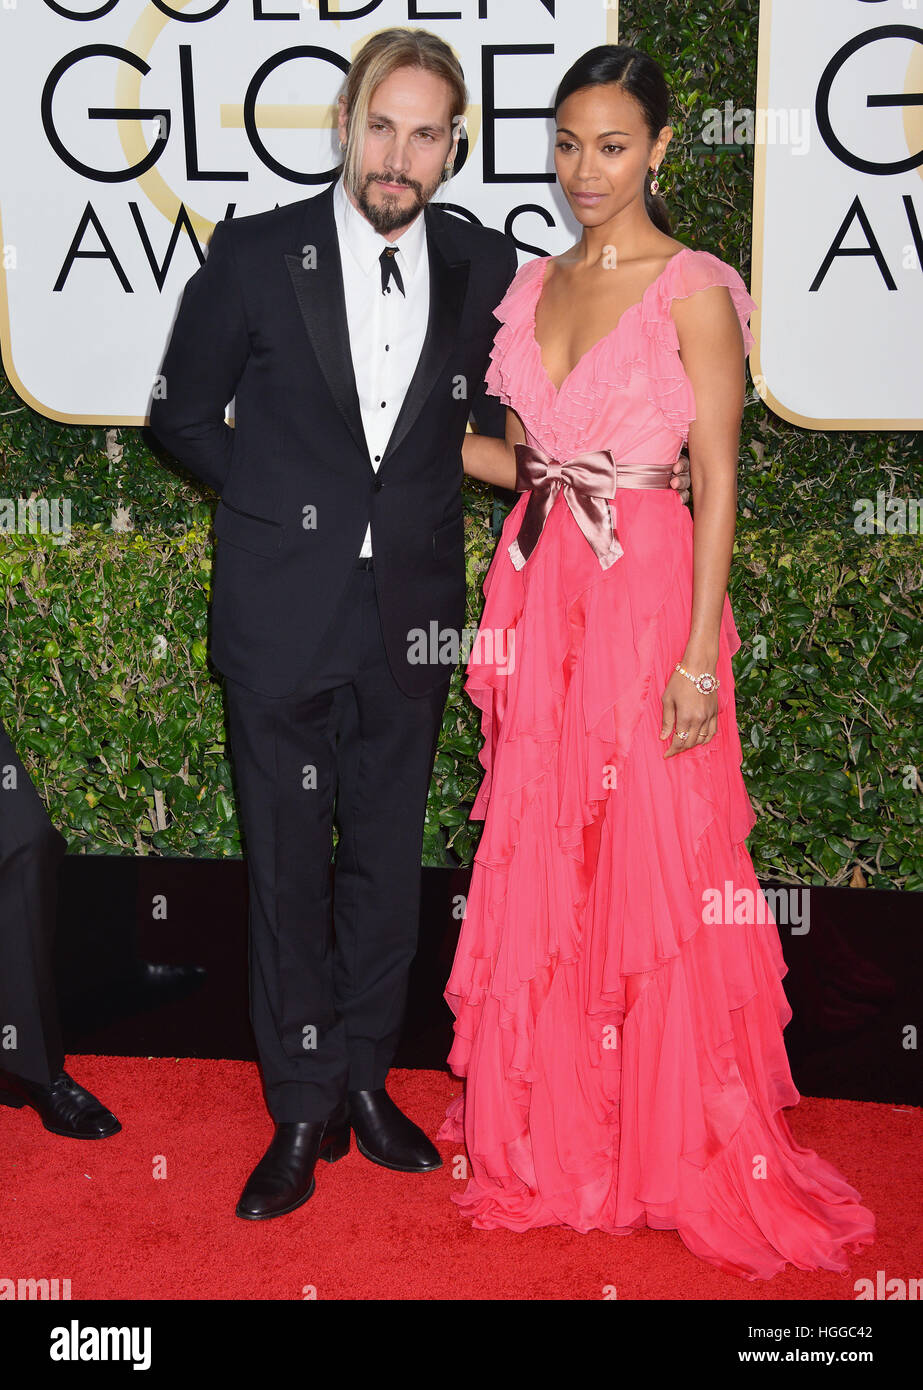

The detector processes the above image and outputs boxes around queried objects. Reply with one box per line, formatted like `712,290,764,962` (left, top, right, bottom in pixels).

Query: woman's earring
649,168,661,196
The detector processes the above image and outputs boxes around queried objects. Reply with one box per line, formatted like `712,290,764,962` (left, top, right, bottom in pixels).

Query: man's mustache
365,173,422,195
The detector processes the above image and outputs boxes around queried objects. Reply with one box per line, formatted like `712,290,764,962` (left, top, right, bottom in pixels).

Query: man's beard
356,169,442,233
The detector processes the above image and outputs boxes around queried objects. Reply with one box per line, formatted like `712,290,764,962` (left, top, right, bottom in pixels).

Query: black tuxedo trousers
225,564,449,1120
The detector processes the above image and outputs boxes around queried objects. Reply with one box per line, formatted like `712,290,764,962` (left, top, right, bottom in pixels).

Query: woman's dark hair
553,45,672,235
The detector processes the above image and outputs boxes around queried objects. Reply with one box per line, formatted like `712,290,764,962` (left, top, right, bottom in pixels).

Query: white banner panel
0,0,619,425
752,0,923,429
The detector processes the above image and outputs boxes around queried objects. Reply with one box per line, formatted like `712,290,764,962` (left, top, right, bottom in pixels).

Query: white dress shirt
332,176,430,559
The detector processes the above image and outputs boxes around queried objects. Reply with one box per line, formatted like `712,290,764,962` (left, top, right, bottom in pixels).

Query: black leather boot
236,1103,350,1220
347,1088,441,1172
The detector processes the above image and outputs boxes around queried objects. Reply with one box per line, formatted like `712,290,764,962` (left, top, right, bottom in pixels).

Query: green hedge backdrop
1,0,921,888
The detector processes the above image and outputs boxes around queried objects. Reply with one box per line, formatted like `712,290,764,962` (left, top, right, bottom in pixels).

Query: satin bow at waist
508,442,676,571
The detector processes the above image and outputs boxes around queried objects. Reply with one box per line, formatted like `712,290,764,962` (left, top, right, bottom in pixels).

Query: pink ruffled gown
437,248,876,1280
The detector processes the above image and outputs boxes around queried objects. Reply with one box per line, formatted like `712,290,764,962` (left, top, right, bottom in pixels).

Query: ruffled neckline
483,244,757,451
529,246,694,398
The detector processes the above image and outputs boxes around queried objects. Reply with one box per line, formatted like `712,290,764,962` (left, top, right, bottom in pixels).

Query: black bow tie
379,246,405,297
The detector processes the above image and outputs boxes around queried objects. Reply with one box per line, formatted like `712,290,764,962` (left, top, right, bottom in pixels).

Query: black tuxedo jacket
149,182,518,698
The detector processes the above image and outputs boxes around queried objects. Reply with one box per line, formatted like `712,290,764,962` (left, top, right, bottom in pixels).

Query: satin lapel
378,207,470,471
284,184,368,463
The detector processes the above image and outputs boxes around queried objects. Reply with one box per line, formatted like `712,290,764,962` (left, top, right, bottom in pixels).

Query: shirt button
380,401,386,408
374,455,381,462
384,344,390,351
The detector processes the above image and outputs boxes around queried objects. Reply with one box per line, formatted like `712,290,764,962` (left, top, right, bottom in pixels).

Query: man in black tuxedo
151,30,514,1221
151,29,689,1220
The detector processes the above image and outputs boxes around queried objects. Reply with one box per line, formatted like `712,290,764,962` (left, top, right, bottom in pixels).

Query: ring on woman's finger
676,730,688,741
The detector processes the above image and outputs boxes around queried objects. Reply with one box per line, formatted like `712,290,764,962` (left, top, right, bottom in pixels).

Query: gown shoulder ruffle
482,246,757,446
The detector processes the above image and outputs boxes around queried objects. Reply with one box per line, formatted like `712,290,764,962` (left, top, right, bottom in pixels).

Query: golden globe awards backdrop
0,0,619,426
752,0,923,429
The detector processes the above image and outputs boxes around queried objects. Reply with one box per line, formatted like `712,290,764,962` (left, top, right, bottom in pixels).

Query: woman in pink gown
438,44,875,1280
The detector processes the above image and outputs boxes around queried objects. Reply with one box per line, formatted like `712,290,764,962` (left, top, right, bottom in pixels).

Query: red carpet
0,1057,916,1301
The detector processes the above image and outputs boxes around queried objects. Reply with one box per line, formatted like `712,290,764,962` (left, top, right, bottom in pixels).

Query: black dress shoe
347,1088,442,1173
236,1104,350,1220
0,1069,121,1139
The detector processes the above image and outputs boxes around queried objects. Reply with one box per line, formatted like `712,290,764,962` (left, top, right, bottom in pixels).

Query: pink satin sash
508,442,676,571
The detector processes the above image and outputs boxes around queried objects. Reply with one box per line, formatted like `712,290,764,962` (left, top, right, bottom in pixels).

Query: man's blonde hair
338,28,468,197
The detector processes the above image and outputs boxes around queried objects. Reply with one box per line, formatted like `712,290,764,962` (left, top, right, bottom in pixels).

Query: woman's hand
659,670,718,758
